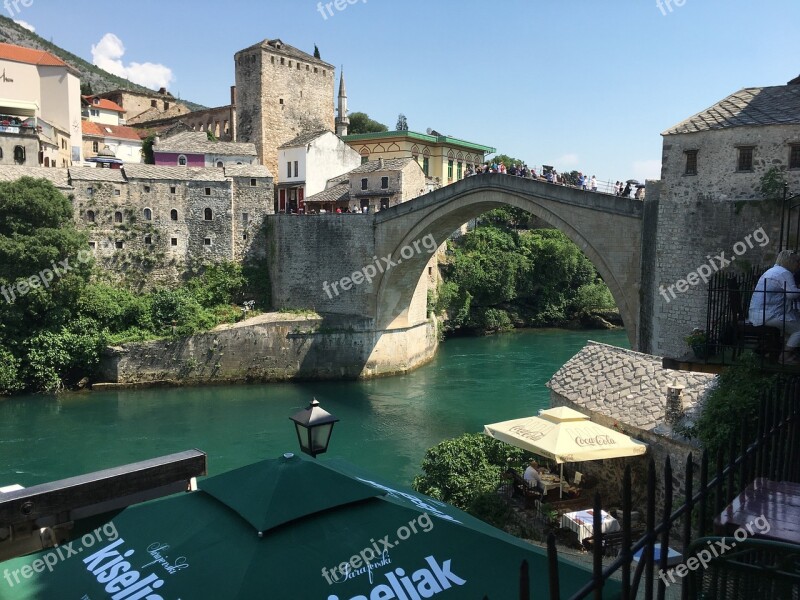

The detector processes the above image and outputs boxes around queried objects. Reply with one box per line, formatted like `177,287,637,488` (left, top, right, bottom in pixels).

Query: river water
0,328,628,489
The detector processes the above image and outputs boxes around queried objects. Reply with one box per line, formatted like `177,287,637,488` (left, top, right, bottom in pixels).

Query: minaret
335,68,349,136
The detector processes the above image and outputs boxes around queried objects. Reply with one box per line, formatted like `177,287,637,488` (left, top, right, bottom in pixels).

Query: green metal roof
342,130,496,154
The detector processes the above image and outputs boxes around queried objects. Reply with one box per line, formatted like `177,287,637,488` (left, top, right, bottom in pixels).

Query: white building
276,130,361,213
0,42,82,167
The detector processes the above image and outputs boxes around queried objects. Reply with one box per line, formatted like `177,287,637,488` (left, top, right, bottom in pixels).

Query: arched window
114,211,122,223
216,161,224,168
204,208,213,221
86,210,95,222
178,155,187,166
13,145,25,164
170,209,178,221
143,208,152,221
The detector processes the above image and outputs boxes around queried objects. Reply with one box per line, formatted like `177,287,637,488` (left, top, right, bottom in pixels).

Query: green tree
759,166,787,200
142,133,157,164
347,112,388,135
396,113,408,131
412,433,529,510
314,45,321,59
80,82,94,96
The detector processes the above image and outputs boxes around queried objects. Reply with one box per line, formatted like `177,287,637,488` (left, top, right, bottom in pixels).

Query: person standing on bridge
591,176,598,192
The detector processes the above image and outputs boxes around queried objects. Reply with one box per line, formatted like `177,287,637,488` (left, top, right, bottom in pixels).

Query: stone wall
266,214,378,317
235,41,335,178
97,313,438,386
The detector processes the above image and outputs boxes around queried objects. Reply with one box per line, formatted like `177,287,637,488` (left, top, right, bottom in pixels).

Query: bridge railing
471,169,643,199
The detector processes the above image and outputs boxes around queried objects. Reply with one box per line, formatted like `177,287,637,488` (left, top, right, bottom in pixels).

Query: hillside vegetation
0,16,206,111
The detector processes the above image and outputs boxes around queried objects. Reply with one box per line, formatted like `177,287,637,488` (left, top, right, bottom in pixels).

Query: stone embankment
95,312,438,390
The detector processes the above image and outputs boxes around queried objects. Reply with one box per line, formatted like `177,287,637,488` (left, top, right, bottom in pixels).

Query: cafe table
560,508,620,543
716,478,800,544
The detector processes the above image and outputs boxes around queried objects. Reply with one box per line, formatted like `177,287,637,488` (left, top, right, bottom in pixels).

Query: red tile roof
0,42,68,67
82,121,142,142
82,96,126,113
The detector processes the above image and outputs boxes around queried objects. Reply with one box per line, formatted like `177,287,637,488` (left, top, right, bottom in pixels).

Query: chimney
230,85,237,107
665,384,685,425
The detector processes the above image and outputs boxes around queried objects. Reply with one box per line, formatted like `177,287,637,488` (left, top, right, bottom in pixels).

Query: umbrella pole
560,464,563,499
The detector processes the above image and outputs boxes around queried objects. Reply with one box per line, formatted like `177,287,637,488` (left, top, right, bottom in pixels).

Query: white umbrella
484,406,647,497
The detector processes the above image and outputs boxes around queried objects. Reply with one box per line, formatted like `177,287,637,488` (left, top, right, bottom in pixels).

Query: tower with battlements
234,39,335,178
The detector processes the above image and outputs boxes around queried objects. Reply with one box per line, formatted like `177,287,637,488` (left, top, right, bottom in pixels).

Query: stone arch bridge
268,176,644,376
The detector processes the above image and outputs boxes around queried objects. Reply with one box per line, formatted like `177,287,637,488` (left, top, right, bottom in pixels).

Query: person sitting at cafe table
748,249,800,364
524,460,546,493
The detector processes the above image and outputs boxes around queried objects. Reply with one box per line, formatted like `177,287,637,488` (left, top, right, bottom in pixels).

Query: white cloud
91,33,173,90
14,20,35,32
631,159,662,182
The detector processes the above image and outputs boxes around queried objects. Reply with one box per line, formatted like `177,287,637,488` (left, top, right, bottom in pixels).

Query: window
87,187,93,196
381,176,389,189
280,57,285,65
92,141,99,153
204,208,213,220
151,100,158,108
457,162,463,180
13,145,25,164
144,235,152,245
144,185,151,193
170,186,176,194
44,157,49,167
242,213,249,225
737,146,754,172
143,208,152,221
115,241,124,249
178,155,187,166
114,188,120,196
380,198,389,210
204,237,212,246
287,162,292,178
243,233,248,240
216,161,223,168
170,209,178,221
250,178,257,187
88,241,96,249
293,161,298,177
90,109,99,117
171,237,178,246
361,156,368,165
86,210,95,222
361,178,368,190
790,145,800,170
423,157,429,176
114,211,122,223
684,150,698,175
204,187,211,196
448,160,454,180
164,101,170,111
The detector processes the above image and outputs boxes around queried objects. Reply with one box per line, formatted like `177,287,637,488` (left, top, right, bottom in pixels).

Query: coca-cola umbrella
484,406,647,497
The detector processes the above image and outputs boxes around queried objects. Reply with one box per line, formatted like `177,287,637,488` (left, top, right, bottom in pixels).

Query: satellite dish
426,128,433,135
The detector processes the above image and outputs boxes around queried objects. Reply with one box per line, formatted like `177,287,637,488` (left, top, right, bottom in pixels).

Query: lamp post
289,398,339,458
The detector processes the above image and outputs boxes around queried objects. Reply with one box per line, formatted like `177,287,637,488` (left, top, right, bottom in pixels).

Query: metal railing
539,376,800,599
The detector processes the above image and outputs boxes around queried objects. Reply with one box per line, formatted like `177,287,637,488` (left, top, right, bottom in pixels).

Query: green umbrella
0,453,616,599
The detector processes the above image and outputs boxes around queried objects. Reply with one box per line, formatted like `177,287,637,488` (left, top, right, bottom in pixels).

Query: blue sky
11,0,800,181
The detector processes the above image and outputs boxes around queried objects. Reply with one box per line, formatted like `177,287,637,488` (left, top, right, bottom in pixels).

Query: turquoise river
0,328,628,489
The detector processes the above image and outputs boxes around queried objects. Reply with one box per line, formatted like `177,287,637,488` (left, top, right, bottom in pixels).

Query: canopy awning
484,406,647,463
0,99,38,117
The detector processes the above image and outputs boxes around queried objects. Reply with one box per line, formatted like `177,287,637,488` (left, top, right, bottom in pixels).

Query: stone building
153,131,257,168
0,42,83,167
130,87,237,142
342,130,495,186
99,88,192,125
0,163,273,285
234,38,335,178
276,130,361,212
304,157,426,213
642,77,800,357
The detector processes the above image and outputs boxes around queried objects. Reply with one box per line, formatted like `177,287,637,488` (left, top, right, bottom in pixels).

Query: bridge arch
373,176,643,347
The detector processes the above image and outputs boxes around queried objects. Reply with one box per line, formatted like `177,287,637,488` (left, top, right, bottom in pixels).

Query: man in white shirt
749,250,800,363
523,460,545,493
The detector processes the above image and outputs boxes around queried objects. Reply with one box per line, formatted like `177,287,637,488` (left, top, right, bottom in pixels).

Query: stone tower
234,39,335,177
335,69,349,136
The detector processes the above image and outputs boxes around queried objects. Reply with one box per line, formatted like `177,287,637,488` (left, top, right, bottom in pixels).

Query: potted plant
685,328,708,358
